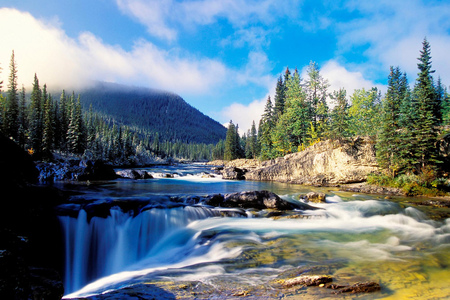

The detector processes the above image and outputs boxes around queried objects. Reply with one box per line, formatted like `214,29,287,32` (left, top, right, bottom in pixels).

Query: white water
60,193,450,299
59,206,221,294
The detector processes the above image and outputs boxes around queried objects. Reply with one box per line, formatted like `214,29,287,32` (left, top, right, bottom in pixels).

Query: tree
329,88,350,139
348,88,381,137
17,85,27,149
5,50,19,140
42,86,55,159
67,94,85,154
376,67,407,176
224,120,238,161
29,74,42,154
259,96,275,159
273,75,286,121
304,61,329,130
410,38,439,169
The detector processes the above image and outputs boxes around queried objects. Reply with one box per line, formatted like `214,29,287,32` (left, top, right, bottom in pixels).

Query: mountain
79,82,226,144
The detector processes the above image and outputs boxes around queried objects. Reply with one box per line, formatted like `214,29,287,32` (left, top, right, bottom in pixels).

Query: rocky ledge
213,137,379,186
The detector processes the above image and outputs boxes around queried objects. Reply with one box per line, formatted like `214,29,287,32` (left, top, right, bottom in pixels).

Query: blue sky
1,0,450,132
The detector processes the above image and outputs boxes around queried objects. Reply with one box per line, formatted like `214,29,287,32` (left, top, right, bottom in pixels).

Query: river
56,164,450,299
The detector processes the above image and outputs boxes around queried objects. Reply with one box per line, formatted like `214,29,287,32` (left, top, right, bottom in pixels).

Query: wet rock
282,275,333,287
333,281,381,294
205,190,319,210
305,192,326,203
117,169,153,179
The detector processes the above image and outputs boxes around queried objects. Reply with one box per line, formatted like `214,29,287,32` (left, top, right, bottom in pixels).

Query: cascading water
56,165,450,299
58,206,221,294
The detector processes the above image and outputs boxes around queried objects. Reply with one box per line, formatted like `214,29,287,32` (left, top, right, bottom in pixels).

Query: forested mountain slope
79,82,226,144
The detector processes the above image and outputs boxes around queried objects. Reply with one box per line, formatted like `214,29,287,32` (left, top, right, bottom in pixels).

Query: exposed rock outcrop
225,137,379,186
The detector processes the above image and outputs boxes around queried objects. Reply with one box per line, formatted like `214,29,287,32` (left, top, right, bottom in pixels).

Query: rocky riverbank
209,137,379,186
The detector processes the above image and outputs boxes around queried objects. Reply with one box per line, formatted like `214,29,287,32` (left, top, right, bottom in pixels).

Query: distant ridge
79,81,226,144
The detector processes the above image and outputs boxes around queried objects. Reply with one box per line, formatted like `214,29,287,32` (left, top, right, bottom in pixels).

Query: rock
78,160,118,181
305,192,326,203
333,281,381,294
222,167,246,180
205,190,318,211
244,137,379,185
340,182,405,196
117,169,153,179
282,275,333,287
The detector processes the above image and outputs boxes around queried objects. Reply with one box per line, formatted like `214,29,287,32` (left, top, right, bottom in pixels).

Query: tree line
224,39,450,183
0,51,222,164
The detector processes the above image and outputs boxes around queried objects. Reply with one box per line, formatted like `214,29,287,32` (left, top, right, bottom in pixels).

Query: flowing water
57,164,450,299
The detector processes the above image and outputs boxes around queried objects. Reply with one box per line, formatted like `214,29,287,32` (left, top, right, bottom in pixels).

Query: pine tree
224,120,238,161
259,96,275,159
17,85,27,149
5,50,19,141
304,61,329,130
273,75,285,121
67,94,85,154
411,38,439,169
29,74,42,155
42,89,55,159
377,67,406,176
329,88,349,139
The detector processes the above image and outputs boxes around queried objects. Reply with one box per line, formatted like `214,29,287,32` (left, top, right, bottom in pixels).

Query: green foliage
348,88,381,137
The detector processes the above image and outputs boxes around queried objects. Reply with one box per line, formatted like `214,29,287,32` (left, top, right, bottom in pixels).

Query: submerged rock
205,190,318,211
333,281,381,294
282,275,333,287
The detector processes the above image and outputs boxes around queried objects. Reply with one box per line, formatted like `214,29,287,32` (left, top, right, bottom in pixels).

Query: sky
1,0,450,133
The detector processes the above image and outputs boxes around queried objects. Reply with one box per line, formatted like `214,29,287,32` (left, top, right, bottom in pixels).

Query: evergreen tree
411,38,439,169
42,90,55,159
224,120,238,161
67,94,85,154
273,75,285,121
329,88,350,139
274,68,308,153
29,74,42,154
377,67,406,176
17,85,27,149
259,96,275,159
5,50,19,140
304,61,329,130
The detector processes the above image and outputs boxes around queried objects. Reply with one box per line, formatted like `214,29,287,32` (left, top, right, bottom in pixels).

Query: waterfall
58,206,220,294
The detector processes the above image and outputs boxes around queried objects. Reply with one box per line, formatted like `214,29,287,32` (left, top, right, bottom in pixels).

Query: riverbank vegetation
224,38,450,195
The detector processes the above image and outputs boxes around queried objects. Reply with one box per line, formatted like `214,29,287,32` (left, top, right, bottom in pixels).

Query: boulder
305,192,326,203
78,160,118,181
205,190,318,211
222,167,246,180
117,169,153,180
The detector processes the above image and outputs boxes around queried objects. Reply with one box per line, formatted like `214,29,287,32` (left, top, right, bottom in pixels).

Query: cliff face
244,137,379,185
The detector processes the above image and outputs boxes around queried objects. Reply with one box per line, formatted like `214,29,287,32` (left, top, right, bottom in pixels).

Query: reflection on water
60,164,450,299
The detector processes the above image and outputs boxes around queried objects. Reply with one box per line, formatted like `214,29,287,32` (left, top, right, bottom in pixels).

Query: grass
367,170,450,197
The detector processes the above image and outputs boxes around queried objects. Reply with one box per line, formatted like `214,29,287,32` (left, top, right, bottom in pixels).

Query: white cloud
115,0,298,41
335,0,450,85
220,98,266,136
320,60,383,95
0,8,228,94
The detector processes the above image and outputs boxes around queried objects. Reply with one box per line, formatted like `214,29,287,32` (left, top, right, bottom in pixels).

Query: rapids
57,164,450,299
